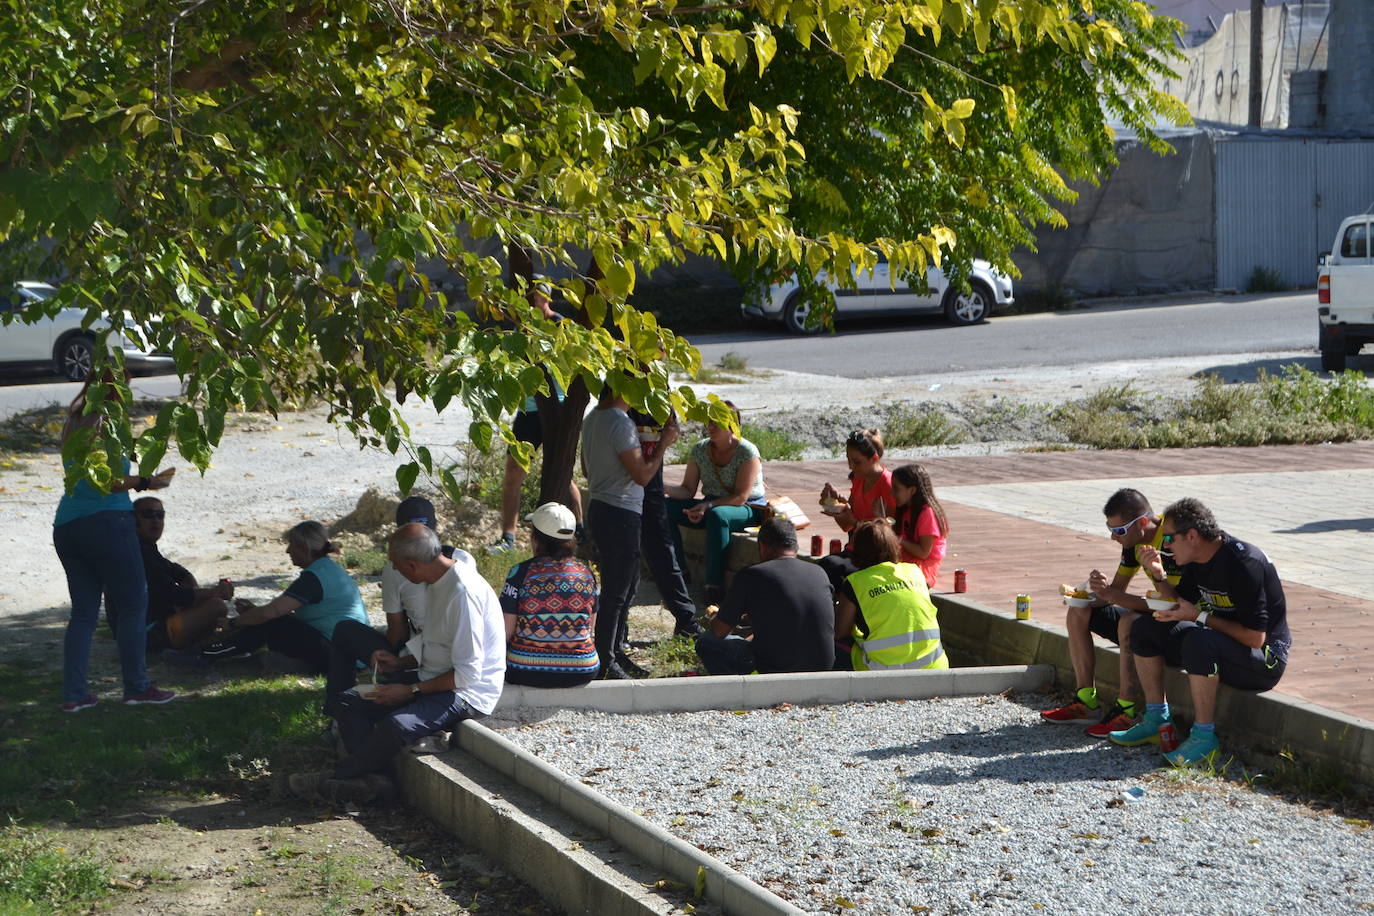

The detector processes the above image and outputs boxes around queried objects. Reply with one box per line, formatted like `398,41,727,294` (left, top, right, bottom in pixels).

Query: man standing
629,405,699,639
291,523,505,803
324,496,475,712
694,518,834,675
580,376,679,679
1041,488,1181,737
1109,498,1291,765
125,496,233,653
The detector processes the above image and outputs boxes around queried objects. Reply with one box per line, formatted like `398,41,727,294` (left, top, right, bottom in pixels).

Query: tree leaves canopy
0,0,1187,495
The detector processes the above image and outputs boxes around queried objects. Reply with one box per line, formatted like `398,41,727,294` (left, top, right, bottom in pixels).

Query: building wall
1326,0,1374,133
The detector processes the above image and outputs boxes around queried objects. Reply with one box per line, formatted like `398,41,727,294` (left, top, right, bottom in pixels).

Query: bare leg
1134,653,1166,705
500,453,529,536
566,480,583,524
1066,605,1095,690
178,597,231,648
1188,673,1220,723
1115,611,1141,704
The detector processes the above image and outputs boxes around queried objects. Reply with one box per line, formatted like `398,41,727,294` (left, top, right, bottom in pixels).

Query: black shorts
1130,616,1285,692
512,409,542,448
1088,604,1138,644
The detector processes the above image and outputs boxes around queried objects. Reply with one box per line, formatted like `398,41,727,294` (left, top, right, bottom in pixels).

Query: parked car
1316,212,1374,372
742,256,1015,333
0,282,174,381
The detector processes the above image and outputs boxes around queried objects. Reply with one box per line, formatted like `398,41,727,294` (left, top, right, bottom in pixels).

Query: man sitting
290,523,506,804
1040,488,1181,737
694,517,834,675
1109,498,1292,765
119,496,233,653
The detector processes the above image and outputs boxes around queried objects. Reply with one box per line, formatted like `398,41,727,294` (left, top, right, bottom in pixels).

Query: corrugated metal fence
1216,138,1374,289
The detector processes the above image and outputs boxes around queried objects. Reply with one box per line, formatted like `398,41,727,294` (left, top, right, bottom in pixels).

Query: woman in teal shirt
200,520,368,672
664,401,768,605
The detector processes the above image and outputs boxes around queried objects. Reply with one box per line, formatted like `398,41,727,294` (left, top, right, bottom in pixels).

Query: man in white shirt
292,523,505,803
323,496,474,714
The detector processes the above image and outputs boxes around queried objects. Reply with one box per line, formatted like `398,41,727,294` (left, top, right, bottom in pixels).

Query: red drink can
829,538,843,555
810,534,824,556
1158,722,1180,753
953,569,967,593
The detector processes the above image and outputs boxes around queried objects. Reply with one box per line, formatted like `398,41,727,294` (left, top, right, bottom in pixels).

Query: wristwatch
1196,610,1210,627
411,683,423,697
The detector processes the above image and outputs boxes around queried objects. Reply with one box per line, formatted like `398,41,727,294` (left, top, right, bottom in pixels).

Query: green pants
666,499,763,587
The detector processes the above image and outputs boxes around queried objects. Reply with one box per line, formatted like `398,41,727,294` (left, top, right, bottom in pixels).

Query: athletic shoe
61,694,99,713
1085,702,1136,739
409,733,450,755
599,661,634,680
1109,711,1168,746
1039,701,1098,726
123,685,176,706
1163,730,1220,766
614,653,650,679
486,535,516,554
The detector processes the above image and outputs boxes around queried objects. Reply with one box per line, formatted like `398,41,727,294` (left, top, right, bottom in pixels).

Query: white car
743,256,1015,333
1,281,174,381
1317,211,1374,372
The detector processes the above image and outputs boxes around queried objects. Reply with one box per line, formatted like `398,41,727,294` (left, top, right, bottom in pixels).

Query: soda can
829,538,843,555
953,569,967,593
810,534,824,556
1015,593,1032,620
1158,722,1180,753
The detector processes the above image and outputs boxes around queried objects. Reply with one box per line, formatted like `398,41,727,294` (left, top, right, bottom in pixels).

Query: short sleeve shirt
688,438,766,502
581,406,644,513
1176,534,1291,664
849,469,895,522
1116,513,1183,585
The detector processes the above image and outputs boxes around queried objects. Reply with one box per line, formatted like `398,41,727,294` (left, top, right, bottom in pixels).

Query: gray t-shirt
581,406,644,513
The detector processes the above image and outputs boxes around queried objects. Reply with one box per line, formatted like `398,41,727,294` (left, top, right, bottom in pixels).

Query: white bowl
1145,597,1179,612
1064,595,1094,608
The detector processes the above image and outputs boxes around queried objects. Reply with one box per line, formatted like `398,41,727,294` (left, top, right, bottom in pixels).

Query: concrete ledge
397,749,694,915
495,665,1054,716
933,593,1374,788
675,527,763,589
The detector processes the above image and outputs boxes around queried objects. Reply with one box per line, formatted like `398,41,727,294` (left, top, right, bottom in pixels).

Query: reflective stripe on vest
847,562,947,671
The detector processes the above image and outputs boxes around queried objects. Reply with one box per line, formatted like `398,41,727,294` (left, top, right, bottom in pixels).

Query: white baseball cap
525,502,577,539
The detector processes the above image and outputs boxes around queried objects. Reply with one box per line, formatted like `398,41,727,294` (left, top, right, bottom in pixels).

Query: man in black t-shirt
694,518,834,675
1109,498,1291,766
120,497,232,652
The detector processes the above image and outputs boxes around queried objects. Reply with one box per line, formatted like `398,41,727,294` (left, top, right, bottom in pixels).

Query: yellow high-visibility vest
846,562,947,671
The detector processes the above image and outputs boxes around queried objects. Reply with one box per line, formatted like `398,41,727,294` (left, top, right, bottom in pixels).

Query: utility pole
1249,0,1264,127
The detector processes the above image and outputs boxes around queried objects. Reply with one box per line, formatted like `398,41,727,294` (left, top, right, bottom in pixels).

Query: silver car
1,282,174,381
743,256,1015,333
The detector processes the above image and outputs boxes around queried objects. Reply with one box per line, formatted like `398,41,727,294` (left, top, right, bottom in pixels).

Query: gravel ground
497,695,1374,915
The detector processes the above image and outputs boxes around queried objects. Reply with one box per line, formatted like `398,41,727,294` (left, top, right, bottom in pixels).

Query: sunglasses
1107,513,1147,537
137,510,166,520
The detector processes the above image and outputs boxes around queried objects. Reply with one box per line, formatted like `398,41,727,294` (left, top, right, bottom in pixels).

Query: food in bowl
1145,595,1179,613
1060,582,1094,607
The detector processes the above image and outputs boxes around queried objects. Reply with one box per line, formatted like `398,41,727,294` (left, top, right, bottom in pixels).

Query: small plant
884,405,966,448
340,543,389,575
644,634,702,676
740,423,805,461
0,825,110,912
718,351,749,372
1245,265,1287,293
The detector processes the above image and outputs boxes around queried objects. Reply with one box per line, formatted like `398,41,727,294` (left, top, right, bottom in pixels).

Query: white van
1317,211,1374,371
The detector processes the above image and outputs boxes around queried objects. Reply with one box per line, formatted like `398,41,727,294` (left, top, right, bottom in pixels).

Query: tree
0,1,1186,497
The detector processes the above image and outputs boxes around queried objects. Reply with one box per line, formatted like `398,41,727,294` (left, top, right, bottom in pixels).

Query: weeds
341,543,389,575
741,423,805,461
884,405,966,448
644,635,701,676
0,824,110,912
1245,266,1288,293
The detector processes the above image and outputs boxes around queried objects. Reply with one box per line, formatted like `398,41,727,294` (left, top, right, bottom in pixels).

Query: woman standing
501,502,600,687
664,401,767,606
834,521,947,672
200,521,368,672
55,372,177,711
890,463,950,589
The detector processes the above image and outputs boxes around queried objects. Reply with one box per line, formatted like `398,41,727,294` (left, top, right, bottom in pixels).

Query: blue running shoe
1163,730,1220,766
1109,711,1167,746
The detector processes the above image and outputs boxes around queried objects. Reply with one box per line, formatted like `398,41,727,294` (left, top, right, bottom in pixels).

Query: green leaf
396,462,420,495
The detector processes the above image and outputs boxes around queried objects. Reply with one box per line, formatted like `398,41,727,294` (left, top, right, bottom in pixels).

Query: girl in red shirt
891,463,949,588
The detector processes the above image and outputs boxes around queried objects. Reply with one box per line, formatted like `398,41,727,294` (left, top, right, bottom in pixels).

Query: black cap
395,496,436,530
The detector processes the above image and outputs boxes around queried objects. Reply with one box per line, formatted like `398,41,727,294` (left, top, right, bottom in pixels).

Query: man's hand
657,417,680,453
370,649,404,673
1150,598,1198,623
1136,545,1167,582
369,683,413,706
1087,568,1118,605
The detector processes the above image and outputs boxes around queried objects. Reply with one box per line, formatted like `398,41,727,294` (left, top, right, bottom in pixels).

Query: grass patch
340,544,389,575
693,350,775,385
643,634,701,676
884,405,966,448
741,423,805,461
0,825,110,913
1051,367,1374,449
1245,265,1288,293
0,663,325,824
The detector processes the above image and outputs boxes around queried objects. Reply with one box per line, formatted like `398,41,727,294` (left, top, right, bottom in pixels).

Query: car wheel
943,282,992,325
1320,347,1346,373
782,293,822,335
56,334,95,381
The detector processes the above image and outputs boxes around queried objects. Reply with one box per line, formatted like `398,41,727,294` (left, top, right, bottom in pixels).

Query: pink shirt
899,505,947,588
848,469,894,522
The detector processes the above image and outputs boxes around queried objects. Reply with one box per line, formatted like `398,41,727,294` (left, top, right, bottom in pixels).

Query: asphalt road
689,291,1319,379
0,372,183,422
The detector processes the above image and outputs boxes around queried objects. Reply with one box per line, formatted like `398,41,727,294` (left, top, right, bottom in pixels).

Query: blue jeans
695,634,756,675
54,510,150,702
332,689,483,778
666,499,762,587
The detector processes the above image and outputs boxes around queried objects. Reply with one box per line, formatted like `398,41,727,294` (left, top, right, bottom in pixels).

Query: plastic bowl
1145,597,1179,612
1064,595,1094,608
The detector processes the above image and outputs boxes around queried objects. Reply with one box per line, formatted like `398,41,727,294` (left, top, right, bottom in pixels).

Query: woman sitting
664,401,768,605
834,520,948,672
200,521,368,672
890,463,949,589
501,502,601,687
817,427,893,590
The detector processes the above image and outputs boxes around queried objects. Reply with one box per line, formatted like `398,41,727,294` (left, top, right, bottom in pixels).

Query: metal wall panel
1216,139,1374,290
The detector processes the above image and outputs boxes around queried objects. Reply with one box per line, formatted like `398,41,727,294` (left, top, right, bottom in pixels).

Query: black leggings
1130,616,1284,692
202,616,332,673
